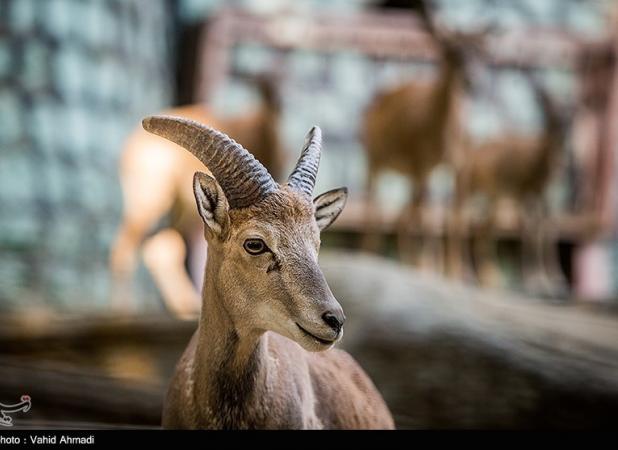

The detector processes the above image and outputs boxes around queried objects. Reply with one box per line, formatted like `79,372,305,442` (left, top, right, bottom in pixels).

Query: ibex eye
243,238,268,255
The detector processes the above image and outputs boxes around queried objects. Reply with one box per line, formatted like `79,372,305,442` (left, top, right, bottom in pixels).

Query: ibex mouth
296,323,336,346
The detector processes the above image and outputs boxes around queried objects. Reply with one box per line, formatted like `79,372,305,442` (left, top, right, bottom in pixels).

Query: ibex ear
193,172,230,240
313,187,348,231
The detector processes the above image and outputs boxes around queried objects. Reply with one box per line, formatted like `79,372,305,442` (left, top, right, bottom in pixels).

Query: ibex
362,3,481,265
110,78,284,317
141,116,394,429
447,77,570,296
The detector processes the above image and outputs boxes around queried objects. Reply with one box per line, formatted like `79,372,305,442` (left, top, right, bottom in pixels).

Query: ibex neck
432,58,461,119
193,260,268,428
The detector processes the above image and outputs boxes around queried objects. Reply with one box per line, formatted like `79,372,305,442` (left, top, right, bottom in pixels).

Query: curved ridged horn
287,126,322,197
142,115,277,209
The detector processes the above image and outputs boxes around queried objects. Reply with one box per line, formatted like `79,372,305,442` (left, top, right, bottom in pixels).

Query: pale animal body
110,79,283,317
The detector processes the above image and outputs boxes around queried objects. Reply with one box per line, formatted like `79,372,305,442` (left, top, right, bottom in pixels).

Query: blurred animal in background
110,75,285,318
141,116,393,429
573,42,616,228
362,0,484,267
447,75,571,297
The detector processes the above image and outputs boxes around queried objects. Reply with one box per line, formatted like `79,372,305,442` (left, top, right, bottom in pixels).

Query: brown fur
361,29,468,261
164,331,394,429
162,181,394,429
363,72,460,182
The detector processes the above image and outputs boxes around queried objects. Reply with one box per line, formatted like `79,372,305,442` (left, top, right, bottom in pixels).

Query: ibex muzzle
142,117,348,351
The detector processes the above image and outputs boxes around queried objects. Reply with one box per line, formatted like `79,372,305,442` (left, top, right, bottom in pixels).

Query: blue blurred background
1,0,616,313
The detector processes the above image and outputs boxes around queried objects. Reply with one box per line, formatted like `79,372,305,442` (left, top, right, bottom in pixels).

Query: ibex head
416,0,489,91
142,117,348,351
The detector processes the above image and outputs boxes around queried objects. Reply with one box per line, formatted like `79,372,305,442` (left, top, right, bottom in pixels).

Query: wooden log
320,251,618,429
0,357,163,427
1,255,617,428
0,316,195,427
0,314,195,349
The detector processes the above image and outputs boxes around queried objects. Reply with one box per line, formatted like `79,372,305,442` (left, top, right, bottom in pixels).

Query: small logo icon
0,395,31,427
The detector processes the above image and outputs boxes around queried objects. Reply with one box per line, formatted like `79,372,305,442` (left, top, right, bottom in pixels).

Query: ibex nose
322,310,345,333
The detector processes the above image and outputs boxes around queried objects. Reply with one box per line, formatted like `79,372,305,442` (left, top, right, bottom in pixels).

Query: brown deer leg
446,173,472,281
109,221,145,313
521,199,538,292
475,195,504,288
397,177,427,266
142,228,201,319
522,200,569,299
541,215,570,299
360,168,383,253
109,164,175,313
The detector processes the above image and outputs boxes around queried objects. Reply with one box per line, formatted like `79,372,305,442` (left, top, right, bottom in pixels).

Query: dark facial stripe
267,255,282,273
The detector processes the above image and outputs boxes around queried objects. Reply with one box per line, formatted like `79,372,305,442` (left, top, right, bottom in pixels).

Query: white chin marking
299,333,334,352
